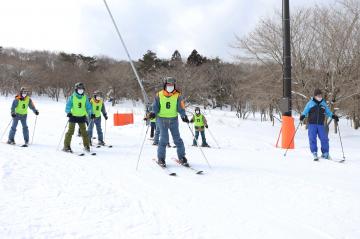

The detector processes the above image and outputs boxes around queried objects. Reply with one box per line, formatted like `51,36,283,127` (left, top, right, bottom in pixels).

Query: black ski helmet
93,90,103,97
195,107,201,114
20,86,29,94
75,82,85,90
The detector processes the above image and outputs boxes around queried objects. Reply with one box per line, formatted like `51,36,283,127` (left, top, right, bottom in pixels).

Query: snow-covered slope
0,97,359,239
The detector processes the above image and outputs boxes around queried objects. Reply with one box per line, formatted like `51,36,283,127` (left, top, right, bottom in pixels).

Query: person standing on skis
190,107,209,147
7,87,39,146
148,77,190,167
300,88,339,160
87,91,108,146
63,82,92,153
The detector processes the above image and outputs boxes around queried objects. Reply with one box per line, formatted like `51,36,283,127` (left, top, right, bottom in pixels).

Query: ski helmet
195,107,201,114
163,77,176,90
75,82,85,90
164,77,176,85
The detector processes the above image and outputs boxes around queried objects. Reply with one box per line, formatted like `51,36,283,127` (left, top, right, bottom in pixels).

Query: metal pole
31,115,38,144
337,124,346,161
207,128,221,149
102,0,150,105
57,121,69,150
136,124,150,170
282,0,292,116
283,121,301,157
0,119,13,142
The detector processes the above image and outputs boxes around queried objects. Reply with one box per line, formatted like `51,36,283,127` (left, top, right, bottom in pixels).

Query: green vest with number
194,114,204,127
71,94,87,117
15,96,30,115
91,98,103,118
157,90,179,118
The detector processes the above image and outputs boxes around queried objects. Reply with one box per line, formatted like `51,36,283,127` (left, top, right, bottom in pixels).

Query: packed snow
0,96,359,239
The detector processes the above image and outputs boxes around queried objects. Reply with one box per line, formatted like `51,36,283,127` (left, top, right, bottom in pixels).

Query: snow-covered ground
0,96,359,239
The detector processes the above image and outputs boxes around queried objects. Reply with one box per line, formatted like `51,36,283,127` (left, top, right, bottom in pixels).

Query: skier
149,77,190,167
63,82,92,152
87,91,108,146
190,107,209,147
300,88,339,161
7,87,39,145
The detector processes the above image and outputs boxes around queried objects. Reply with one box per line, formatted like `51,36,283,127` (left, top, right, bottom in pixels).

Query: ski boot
7,139,15,145
157,158,166,167
178,157,190,167
201,143,210,148
321,153,331,160
62,146,73,153
312,152,319,161
152,142,158,146
98,140,106,146
84,146,91,153
192,143,197,147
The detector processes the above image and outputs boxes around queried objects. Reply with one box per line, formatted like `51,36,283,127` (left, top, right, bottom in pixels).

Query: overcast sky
0,0,331,62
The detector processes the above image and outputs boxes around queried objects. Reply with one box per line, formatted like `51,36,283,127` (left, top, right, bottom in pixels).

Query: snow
0,96,359,239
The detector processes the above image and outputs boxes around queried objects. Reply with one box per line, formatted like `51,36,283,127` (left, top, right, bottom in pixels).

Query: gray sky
0,0,331,62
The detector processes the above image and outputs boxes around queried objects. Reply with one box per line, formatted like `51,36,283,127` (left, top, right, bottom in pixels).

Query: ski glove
300,115,305,121
332,114,339,122
67,113,72,118
104,114,108,120
149,112,156,119
35,110,39,115
205,125,208,128
181,115,190,123
11,112,16,118
90,114,96,119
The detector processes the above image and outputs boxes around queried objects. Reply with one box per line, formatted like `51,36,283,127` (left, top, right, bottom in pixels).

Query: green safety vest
91,98,103,118
71,95,87,117
157,90,179,118
194,114,204,127
15,96,30,115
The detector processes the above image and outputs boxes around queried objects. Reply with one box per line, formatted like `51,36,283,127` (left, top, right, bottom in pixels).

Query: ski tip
169,173,177,176
196,171,204,174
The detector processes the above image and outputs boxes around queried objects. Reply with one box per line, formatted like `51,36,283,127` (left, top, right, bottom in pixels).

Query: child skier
7,87,39,146
149,77,190,167
300,88,339,161
190,107,209,147
87,91,108,146
63,82,92,152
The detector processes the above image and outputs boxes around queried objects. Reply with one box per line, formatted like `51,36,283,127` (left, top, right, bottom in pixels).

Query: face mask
21,93,27,98
195,111,200,115
95,96,102,101
315,96,322,101
77,89,84,95
166,85,174,93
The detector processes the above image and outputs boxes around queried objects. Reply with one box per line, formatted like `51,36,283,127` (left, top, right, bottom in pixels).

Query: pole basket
113,113,134,126
281,116,295,149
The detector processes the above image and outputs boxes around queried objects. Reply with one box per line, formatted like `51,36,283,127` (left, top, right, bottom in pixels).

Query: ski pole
187,123,212,169
57,121,69,150
283,121,302,157
104,118,107,142
207,127,221,149
136,124,150,171
31,115,38,144
0,119,13,142
337,124,346,161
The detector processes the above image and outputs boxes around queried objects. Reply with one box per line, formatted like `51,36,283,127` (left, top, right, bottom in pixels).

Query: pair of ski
63,149,96,157
152,158,203,176
314,157,345,163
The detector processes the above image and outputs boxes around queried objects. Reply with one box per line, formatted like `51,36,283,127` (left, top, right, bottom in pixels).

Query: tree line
0,0,359,129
